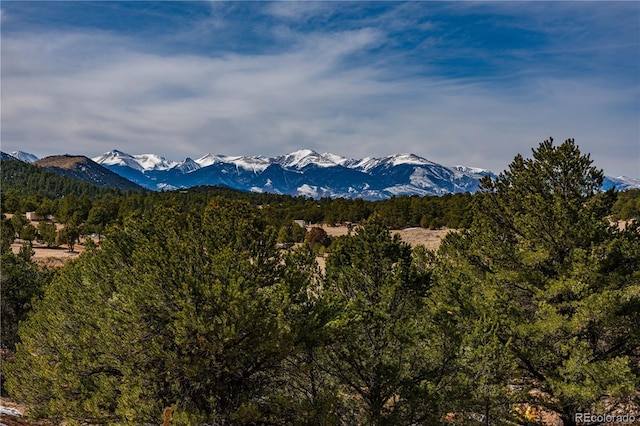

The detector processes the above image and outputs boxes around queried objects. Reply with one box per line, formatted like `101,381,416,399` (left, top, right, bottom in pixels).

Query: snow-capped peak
195,153,226,168
194,153,270,172
322,152,353,167
613,176,640,185
93,150,143,171
93,150,176,171
274,149,338,169
346,154,437,173
452,165,495,178
134,154,177,171
388,153,437,167
348,156,379,172
224,156,271,173
173,157,201,173
602,176,640,191
10,151,39,163
453,165,487,174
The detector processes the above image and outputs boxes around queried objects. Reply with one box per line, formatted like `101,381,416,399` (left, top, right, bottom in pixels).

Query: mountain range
92,149,494,199
5,149,640,199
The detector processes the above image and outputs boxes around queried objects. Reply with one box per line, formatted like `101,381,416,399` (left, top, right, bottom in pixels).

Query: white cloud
1,22,638,177
265,2,337,20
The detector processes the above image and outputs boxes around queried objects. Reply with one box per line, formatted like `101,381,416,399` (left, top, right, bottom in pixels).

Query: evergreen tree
438,138,640,424
270,245,355,424
37,221,58,248
322,217,457,425
19,223,37,246
85,205,108,239
305,226,331,252
611,189,640,220
57,223,79,252
10,213,29,239
4,200,298,424
0,251,52,351
1,216,16,253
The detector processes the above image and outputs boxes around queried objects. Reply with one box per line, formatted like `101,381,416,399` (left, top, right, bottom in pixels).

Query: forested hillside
33,155,144,192
1,158,127,200
1,139,639,425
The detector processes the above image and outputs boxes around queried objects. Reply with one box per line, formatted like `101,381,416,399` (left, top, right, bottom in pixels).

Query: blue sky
1,1,639,177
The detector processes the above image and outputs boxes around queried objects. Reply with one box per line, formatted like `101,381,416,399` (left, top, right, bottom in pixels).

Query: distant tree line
611,188,640,221
3,157,637,250
2,139,638,425
2,158,475,232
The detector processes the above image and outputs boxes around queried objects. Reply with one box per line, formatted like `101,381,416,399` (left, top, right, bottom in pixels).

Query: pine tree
0,251,52,351
322,216,458,425
4,200,299,424
37,221,58,248
1,216,16,253
269,244,354,424
438,139,640,424
57,222,79,252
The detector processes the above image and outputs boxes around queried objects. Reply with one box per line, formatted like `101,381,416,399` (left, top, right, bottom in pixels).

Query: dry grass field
5,213,91,267
10,241,83,268
318,224,453,250
312,224,453,271
9,222,453,269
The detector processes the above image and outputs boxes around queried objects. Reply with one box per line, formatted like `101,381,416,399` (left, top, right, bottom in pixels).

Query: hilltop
33,155,144,192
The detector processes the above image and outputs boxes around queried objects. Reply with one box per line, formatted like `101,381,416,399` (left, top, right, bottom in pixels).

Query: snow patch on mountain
157,183,178,191
274,149,337,169
135,154,176,171
296,184,320,198
226,156,271,173
93,150,145,171
195,153,225,168
10,151,39,163
322,152,352,167
390,153,437,167
294,184,335,198
384,184,435,197
602,176,640,191
409,168,437,188
174,158,201,173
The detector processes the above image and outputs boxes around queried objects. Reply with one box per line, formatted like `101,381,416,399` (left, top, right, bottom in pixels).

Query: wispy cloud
1,2,638,176
265,1,337,20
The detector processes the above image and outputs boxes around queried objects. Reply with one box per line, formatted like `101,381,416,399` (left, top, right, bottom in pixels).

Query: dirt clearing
317,224,454,250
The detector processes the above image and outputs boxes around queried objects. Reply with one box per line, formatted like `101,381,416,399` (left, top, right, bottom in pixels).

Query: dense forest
1,139,639,425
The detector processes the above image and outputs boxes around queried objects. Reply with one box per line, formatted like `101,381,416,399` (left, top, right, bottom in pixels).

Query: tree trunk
484,396,490,426
560,413,577,426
